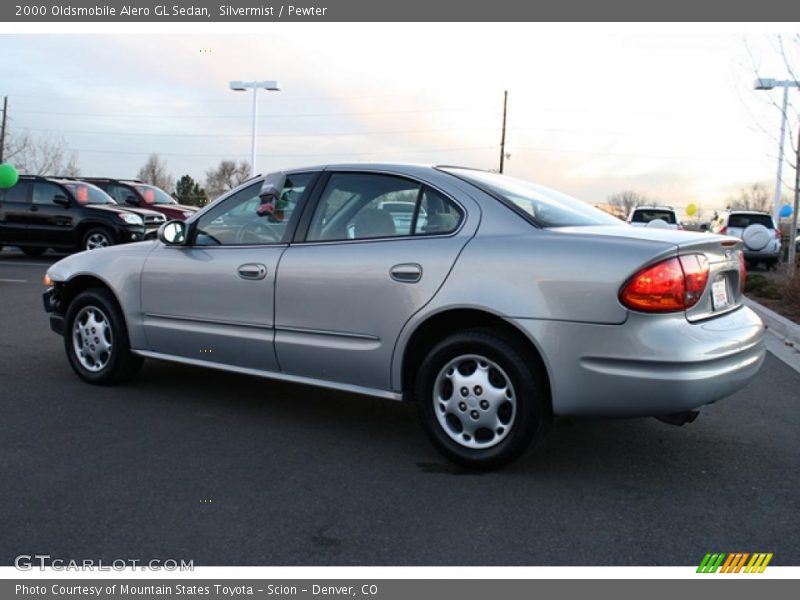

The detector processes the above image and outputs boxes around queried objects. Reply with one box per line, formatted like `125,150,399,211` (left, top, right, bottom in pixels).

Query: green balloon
0,163,19,189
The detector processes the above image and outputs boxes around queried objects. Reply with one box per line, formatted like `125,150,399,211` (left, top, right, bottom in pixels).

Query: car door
274,170,477,391
27,182,76,247
0,180,32,244
139,173,316,371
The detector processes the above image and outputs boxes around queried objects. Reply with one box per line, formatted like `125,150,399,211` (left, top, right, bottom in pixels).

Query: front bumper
43,287,65,335
510,305,766,417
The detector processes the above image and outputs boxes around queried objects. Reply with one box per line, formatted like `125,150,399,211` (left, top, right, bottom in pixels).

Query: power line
12,107,501,119
17,125,500,139
69,145,496,158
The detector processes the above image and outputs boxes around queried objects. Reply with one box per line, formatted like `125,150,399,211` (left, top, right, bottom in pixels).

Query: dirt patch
745,267,800,325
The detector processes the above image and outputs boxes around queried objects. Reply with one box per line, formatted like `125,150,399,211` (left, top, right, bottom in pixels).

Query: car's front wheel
63,288,142,384
83,228,114,251
416,329,548,470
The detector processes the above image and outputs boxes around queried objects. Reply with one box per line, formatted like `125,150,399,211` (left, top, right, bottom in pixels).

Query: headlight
119,213,143,225
182,211,193,219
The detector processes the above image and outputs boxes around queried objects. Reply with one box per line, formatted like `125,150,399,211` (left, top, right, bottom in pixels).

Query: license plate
712,279,729,310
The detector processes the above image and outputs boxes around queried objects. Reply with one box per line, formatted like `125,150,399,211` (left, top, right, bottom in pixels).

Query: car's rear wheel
83,228,114,251
63,288,142,384
21,247,46,256
416,329,547,470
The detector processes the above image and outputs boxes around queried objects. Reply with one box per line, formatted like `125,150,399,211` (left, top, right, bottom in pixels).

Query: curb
743,296,800,350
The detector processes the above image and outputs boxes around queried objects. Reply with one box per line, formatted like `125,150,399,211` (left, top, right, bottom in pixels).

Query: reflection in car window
445,168,620,228
193,173,313,246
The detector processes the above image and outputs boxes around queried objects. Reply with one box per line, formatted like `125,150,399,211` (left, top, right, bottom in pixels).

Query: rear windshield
728,214,774,229
630,209,677,224
443,168,619,227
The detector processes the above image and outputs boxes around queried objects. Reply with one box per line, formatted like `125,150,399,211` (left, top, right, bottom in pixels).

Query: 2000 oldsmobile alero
42,164,765,469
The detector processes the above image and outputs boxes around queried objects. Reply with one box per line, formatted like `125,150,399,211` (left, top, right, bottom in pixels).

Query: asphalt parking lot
1,247,799,566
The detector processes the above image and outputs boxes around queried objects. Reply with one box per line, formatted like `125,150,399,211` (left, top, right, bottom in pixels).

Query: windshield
444,168,620,227
64,182,116,205
134,184,177,205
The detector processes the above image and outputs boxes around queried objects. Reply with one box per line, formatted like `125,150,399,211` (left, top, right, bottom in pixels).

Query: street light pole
250,86,259,175
229,80,280,178
773,85,790,225
755,79,800,221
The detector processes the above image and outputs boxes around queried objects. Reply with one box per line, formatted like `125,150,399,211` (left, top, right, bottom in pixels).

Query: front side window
306,173,462,242
32,183,67,206
107,184,139,205
193,172,313,246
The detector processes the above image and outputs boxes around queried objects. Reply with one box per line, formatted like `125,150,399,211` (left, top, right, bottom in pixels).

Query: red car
81,178,199,221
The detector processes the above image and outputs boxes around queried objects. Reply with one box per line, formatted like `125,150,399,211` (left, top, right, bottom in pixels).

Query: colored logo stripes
697,552,773,573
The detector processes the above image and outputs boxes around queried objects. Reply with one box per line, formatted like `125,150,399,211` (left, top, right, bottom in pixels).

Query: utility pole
788,125,800,271
0,96,8,164
499,90,508,174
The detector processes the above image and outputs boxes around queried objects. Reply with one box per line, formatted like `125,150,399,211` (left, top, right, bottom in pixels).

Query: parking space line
0,262,51,267
0,278,28,283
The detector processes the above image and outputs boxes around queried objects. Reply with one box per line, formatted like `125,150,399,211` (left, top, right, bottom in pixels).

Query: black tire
21,247,46,256
416,329,548,470
63,288,143,385
82,227,115,251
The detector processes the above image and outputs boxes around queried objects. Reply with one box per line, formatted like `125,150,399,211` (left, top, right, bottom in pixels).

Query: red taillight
739,250,746,293
720,226,728,235
620,254,710,312
775,228,781,240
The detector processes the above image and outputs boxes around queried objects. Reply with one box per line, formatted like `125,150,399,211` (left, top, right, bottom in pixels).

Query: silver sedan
42,164,765,469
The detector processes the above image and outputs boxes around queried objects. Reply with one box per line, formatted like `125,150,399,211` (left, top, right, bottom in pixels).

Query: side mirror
158,220,187,245
53,194,70,206
124,195,139,206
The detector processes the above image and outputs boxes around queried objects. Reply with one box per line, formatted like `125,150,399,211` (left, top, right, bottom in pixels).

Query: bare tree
136,154,174,192
607,190,649,217
727,183,772,212
204,160,251,201
6,130,81,176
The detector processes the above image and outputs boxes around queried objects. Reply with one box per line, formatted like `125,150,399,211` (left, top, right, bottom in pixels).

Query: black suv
0,176,165,255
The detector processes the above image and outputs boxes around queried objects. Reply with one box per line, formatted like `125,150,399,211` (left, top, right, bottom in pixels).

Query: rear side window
728,214,774,229
631,209,677,224
0,180,31,203
306,173,462,242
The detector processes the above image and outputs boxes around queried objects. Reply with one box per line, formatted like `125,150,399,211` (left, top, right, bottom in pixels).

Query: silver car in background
42,164,765,469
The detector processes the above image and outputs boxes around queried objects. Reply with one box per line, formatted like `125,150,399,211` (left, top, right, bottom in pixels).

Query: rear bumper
743,248,780,260
510,306,766,417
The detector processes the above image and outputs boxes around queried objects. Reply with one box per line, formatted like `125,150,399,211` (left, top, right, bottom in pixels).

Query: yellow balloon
686,203,697,216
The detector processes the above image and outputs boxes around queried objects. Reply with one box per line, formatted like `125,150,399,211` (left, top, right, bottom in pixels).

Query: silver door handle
390,263,422,283
237,263,267,280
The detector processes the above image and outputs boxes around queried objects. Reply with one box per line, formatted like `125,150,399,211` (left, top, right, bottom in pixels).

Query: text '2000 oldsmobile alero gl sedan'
42,164,766,469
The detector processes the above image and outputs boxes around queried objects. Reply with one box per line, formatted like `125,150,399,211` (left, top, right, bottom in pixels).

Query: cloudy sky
0,25,798,217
